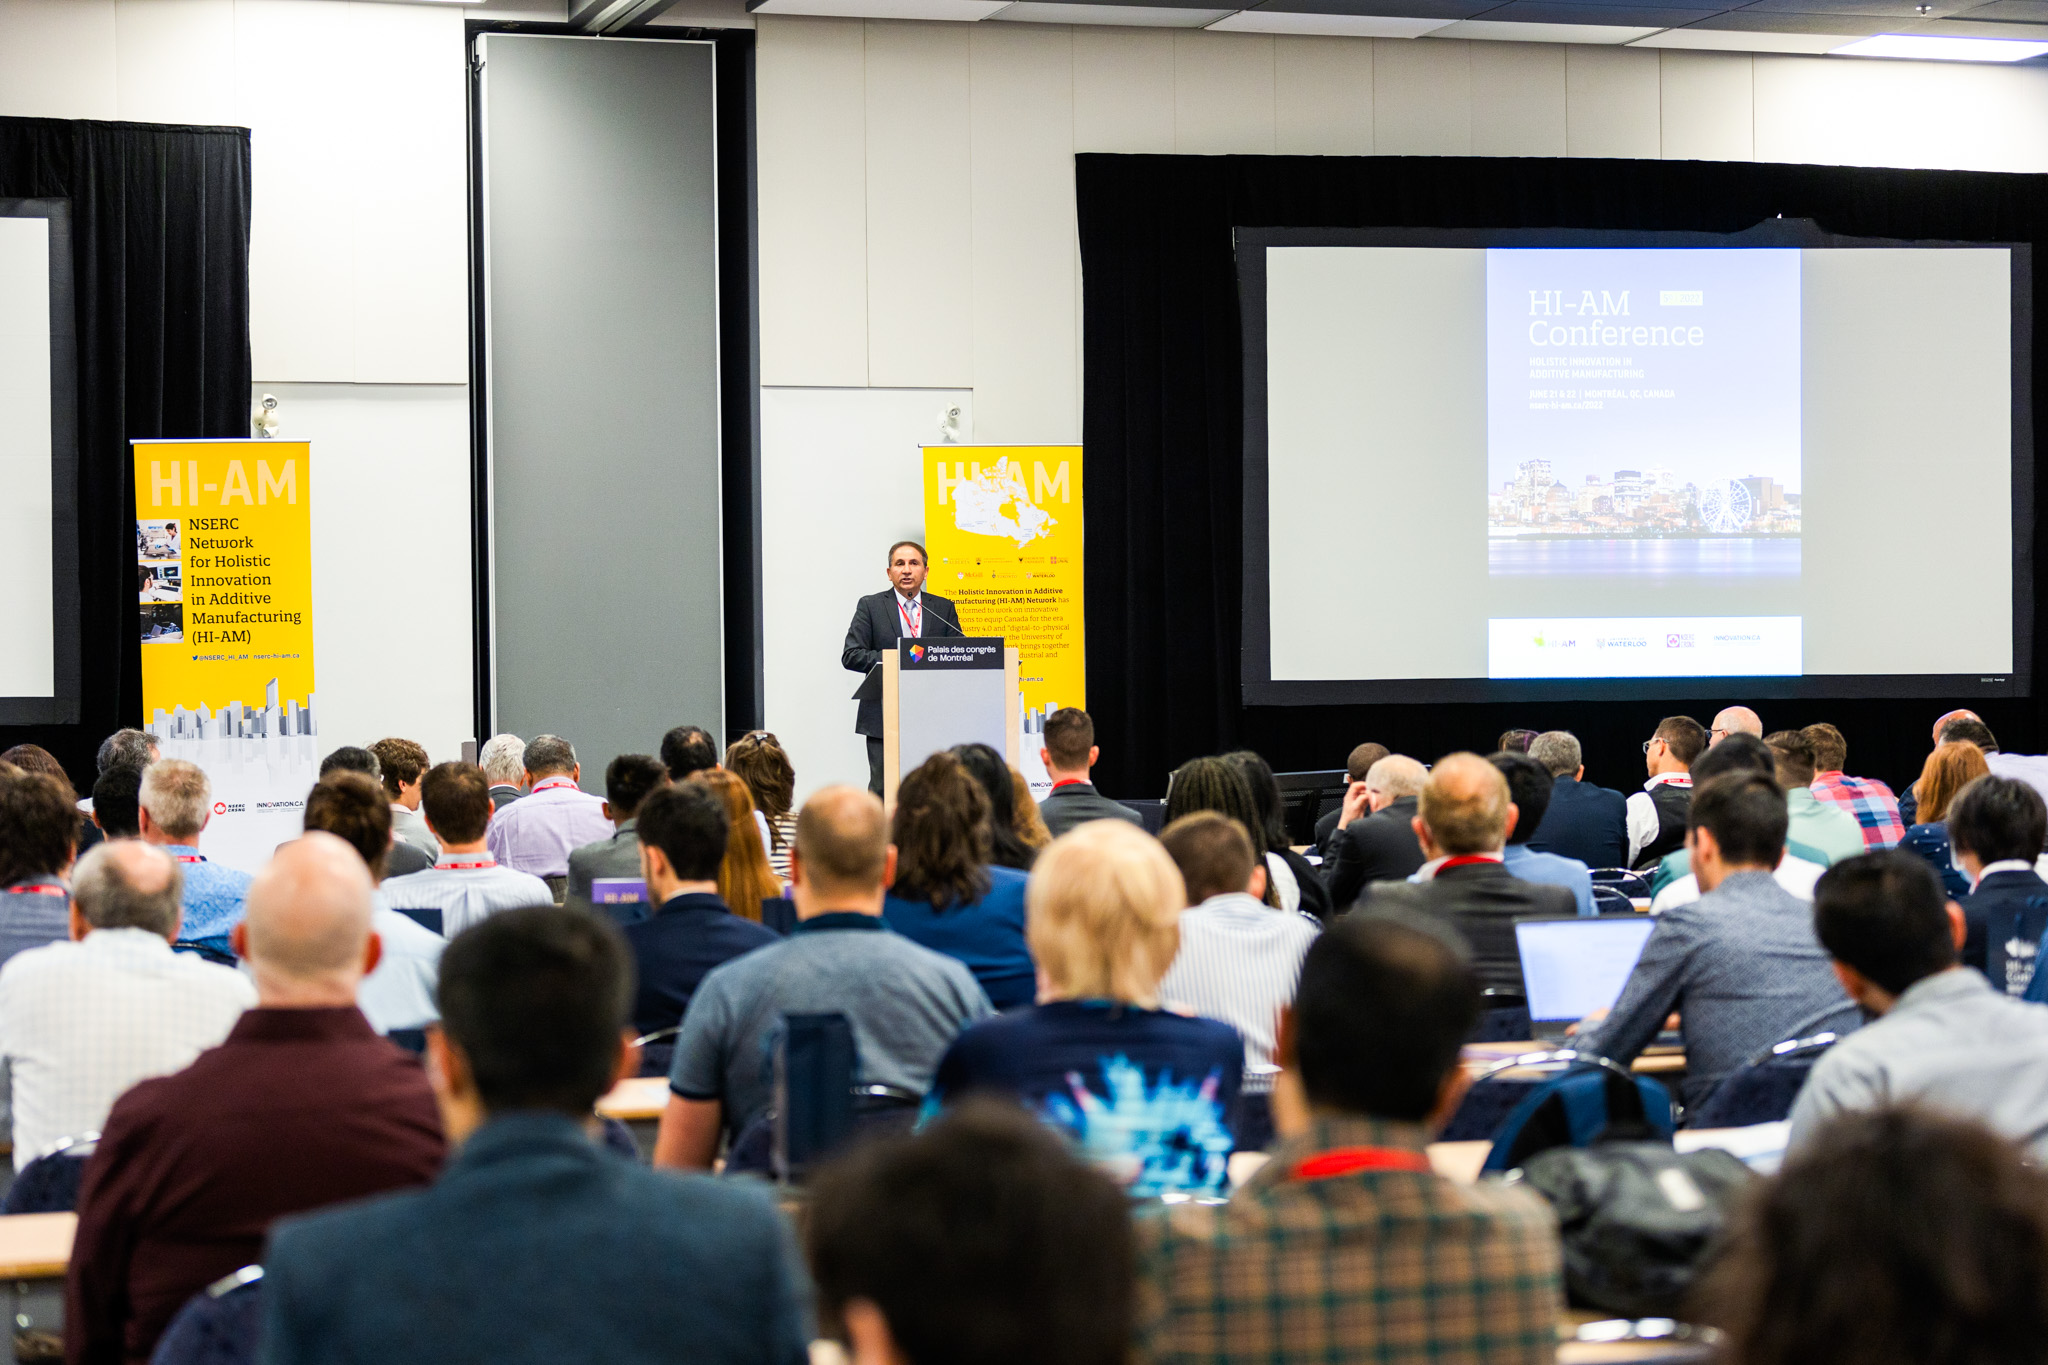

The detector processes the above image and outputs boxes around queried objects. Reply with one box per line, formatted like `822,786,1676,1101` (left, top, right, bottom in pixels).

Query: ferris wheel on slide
1695,479,1754,534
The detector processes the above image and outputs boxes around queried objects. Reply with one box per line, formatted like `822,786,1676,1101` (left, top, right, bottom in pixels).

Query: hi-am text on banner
922,445,1083,792
134,439,317,872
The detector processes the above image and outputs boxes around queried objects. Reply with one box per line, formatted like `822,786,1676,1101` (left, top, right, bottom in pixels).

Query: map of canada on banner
949,458,1057,547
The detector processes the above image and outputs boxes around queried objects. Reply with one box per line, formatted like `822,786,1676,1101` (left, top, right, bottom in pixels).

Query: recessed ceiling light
1205,11,1451,37
749,0,1009,16
1433,18,1659,43
1831,32,2048,59
993,2,1235,24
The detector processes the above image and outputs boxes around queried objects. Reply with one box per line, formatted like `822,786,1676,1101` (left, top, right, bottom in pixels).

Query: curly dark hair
891,751,993,911
951,743,1036,872
1165,757,1275,907
1221,750,1290,853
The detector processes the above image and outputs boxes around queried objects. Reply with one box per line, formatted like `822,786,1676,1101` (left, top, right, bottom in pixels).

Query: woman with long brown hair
687,769,781,922
725,731,797,881
1897,740,1991,899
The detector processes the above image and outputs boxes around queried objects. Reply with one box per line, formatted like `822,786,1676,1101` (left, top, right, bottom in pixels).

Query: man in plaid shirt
1134,910,1561,1365
1804,723,1905,850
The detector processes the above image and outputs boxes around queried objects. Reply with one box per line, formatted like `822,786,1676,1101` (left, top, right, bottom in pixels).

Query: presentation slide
0,215,54,703
1253,234,2025,699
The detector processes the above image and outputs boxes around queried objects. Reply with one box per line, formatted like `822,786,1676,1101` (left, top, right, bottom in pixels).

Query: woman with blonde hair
687,768,781,922
1897,740,1991,898
924,820,1244,1198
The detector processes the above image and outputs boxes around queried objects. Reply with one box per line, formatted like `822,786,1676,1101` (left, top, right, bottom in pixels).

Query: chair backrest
1481,1053,1676,1172
148,1267,263,1365
773,1012,860,1182
392,906,443,935
1590,884,1635,915
1470,987,1531,1044
633,1024,684,1079
1685,1032,1840,1129
384,1028,428,1056
3,1135,98,1215
1590,868,1653,900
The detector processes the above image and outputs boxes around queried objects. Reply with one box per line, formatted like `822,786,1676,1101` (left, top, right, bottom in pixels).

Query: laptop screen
1515,917,1658,1024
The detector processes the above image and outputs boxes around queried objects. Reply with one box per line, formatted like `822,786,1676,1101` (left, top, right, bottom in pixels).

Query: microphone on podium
921,599,967,636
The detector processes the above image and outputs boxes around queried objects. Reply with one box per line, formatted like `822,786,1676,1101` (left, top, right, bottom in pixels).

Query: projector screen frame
0,197,80,727
1237,218,2034,707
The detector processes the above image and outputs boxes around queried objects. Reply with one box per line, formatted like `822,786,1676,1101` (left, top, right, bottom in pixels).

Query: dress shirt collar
1785,787,1821,811
528,776,582,796
165,844,204,861
1050,778,1092,793
1242,1113,1433,1194
894,587,921,609
1191,891,1275,917
1414,852,1503,881
1644,773,1692,792
655,891,731,918
225,1005,378,1045
1890,966,1992,1014
793,911,887,935
1977,859,2037,887
433,851,499,870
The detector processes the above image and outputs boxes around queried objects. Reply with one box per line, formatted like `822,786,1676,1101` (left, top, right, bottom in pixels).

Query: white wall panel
1754,55,2048,172
1472,40,1566,157
1566,44,1660,158
117,0,236,126
1274,35,1374,155
1659,49,1751,162
0,0,118,120
761,387,970,801
1073,27,1174,152
757,15,871,385
1374,39,1471,155
864,20,974,387
1174,30,1276,154
970,23,1080,443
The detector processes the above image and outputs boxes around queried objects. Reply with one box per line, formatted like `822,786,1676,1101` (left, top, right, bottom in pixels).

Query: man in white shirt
1790,850,2048,1161
0,841,252,1168
371,738,439,862
386,762,552,937
1626,716,1704,869
1157,811,1318,1147
483,736,613,892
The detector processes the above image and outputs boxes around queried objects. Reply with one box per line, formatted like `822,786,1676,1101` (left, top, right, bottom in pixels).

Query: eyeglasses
1642,739,1661,754
1708,727,1730,740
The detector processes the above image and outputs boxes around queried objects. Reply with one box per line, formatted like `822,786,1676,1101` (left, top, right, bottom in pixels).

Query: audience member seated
371,737,438,861
1709,704,1763,747
565,754,669,921
690,768,783,921
659,724,719,781
1766,730,1868,867
1900,711,1990,824
655,786,991,1168
1356,754,1574,992
1787,851,2048,1161
383,762,551,936
1158,812,1318,1149
1805,722,1906,850
621,783,778,1043
1982,724,2048,812
95,728,159,777
952,741,1040,872
1497,728,1539,754
0,842,253,1171
927,820,1243,1197
1489,751,1595,916
1322,755,1428,909
1648,734,1828,911
1577,772,1855,1106
1133,909,1562,1365
0,745,70,790
1164,758,1285,910
1626,715,1704,869
90,764,142,841
1898,740,1992,901
484,735,613,891
67,834,445,1365
478,732,526,811
1037,708,1143,839
137,759,250,959
1009,769,1053,854
1525,730,1629,869
301,774,447,1035
0,770,77,965
1700,1107,2048,1365
880,752,1032,1007
726,731,799,880
1949,776,2048,991
1223,751,1331,921
314,746,433,878
1314,742,1387,855
808,1099,1132,1365
260,906,810,1365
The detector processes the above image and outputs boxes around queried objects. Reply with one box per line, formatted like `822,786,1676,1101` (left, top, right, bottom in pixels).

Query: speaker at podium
851,637,1019,801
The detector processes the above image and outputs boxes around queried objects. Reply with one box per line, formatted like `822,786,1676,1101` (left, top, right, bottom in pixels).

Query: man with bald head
68,834,444,1365
1709,705,1763,747
1355,753,1576,991
655,785,991,1170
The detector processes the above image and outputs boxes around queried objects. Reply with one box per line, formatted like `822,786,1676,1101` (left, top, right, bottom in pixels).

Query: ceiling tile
1630,23,1859,41
1735,0,1972,17
1210,8,1455,25
1682,9,1902,29
1432,15,1665,34
992,2,1236,21
1465,1,1719,22
1250,0,1498,17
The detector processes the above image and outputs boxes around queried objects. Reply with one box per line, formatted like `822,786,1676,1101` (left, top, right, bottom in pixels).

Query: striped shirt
1158,893,1319,1093
0,928,255,1168
381,854,552,938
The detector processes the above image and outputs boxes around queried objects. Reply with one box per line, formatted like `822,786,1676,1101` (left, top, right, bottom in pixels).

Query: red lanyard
530,778,577,794
173,854,205,864
1437,855,1499,873
1292,1147,1434,1181
1051,778,1087,791
438,858,495,871
897,595,920,637
8,883,66,898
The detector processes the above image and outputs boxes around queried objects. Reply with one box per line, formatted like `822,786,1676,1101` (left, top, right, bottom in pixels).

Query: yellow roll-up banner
922,444,1082,793
133,439,317,871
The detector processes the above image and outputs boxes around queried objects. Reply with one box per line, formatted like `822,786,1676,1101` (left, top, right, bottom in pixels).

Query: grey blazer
565,820,647,924
840,588,965,737
1038,781,1141,838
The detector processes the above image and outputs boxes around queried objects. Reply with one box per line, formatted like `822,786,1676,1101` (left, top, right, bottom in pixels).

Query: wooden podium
881,636,1019,802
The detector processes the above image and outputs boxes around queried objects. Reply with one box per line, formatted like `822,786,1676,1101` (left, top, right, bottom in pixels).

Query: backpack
1481,1059,1675,1173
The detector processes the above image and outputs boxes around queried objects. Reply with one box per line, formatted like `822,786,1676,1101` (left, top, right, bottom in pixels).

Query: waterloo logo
908,644,927,662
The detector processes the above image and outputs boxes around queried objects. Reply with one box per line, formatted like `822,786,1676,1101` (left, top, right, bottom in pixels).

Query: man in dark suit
1036,707,1140,837
1358,753,1576,992
1314,742,1389,856
260,906,809,1365
1526,730,1630,870
1949,774,2048,990
842,539,966,795
1324,754,1429,910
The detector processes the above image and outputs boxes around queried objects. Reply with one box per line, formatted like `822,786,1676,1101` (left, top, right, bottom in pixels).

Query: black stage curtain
1078,153,2048,800
0,119,252,786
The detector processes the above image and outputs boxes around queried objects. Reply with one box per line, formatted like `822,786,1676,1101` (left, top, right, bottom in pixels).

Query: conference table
0,1212,75,1350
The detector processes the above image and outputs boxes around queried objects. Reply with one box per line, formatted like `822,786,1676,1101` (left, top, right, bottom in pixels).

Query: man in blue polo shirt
653,786,991,1169
137,759,250,959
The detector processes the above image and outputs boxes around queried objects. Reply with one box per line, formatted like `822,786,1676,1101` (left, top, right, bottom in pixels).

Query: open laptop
1515,915,1657,1040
